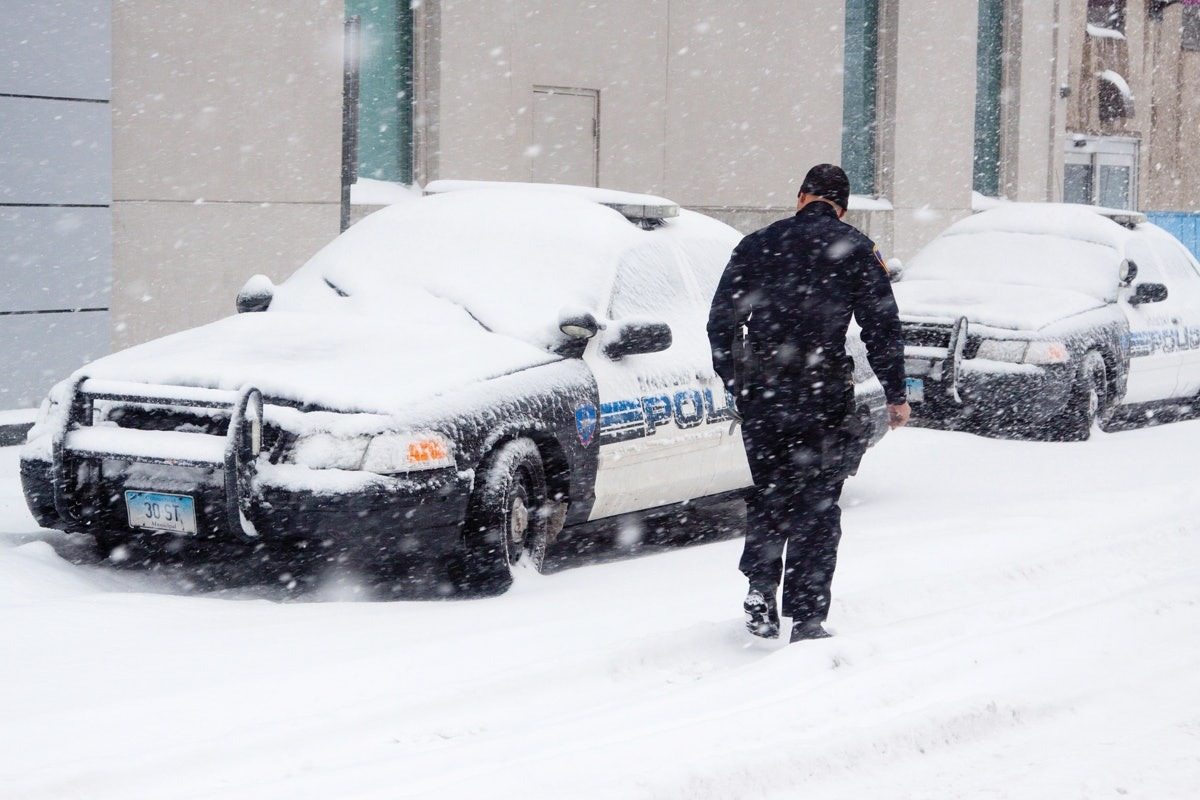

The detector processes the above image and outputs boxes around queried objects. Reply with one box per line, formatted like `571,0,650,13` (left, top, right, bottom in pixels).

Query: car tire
459,438,549,596
1056,351,1107,442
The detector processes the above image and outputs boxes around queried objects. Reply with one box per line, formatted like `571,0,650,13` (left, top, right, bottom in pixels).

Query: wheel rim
505,485,530,566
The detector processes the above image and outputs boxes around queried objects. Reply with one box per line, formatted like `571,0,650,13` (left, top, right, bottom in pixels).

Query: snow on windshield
271,189,643,349
905,205,1127,301
269,189,739,351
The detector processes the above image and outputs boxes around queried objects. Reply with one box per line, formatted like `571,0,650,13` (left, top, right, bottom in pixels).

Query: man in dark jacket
706,164,910,643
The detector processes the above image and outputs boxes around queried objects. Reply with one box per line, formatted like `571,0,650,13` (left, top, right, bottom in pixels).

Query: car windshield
904,230,1123,301
268,189,645,349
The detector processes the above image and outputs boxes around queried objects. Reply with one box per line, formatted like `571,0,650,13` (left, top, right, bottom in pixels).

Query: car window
1123,238,1168,285
608,241,694,320
1146,230,1200,286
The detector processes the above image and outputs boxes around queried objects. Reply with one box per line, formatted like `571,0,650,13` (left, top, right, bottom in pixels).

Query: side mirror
558,307,602,340
887,257,904,283
236,274,275,313
1130,282,1168,306
1119,259,1138,286
602,319,673,360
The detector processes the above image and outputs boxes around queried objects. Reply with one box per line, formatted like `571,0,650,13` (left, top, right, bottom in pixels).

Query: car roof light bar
424,179,680,224
1090,206,1147,228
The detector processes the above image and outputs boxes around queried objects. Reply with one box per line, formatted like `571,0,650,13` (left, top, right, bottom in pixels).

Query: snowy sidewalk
1,423,1199,799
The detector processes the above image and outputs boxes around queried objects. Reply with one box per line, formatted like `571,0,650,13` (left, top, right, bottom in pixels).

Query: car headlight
362,432,455,474
974,339,1027,363
1023,341,1070,365
974,339,1069,365
289,433,371,469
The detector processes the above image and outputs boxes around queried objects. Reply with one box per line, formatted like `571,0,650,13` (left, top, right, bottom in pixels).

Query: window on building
1097,72,1133,123
841,0,879,196
1184,7,1200,52
1063,136,1138,210
1087,0,1126,32
973,0,1005,197
347,0,414,184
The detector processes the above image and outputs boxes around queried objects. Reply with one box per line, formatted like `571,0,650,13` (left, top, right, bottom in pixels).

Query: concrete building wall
421,1,845,238
887,0,979,260
1062,0,1200,212
1141,5,1200,212
1005,0,1068,203
110,0,345,348
0,1,113,410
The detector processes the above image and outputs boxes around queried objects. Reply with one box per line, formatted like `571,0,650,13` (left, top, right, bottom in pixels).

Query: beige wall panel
665,1,844,208
111,202,340,348
433,0,668,193
1011,0,1060,202
514,0,667,193
890,0,978,258
111,0,344,203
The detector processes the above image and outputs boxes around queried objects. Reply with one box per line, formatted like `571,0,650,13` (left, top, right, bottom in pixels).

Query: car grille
102,404,284,457
902,323,950,348
902,323,982,359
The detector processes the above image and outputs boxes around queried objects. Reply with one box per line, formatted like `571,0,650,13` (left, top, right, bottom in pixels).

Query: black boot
789,620,832,643
744,588,780,639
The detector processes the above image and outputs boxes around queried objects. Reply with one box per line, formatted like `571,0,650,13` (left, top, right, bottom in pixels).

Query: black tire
1055,351,1107,442
459,438,549,596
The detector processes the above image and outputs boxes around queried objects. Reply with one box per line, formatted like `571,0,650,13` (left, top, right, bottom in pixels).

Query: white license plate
906,377,925,404
124,491,198,535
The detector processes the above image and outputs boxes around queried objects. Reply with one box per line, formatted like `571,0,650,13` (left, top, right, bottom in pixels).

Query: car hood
893,279,1106,331
81,310,560,415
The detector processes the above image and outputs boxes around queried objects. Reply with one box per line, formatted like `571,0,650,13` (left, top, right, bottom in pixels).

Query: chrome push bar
51,377,265,541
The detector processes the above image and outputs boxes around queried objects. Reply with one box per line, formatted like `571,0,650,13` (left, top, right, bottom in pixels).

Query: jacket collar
796,201,840,220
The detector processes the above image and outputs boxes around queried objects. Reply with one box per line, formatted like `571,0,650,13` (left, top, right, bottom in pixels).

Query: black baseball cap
799,164,851,210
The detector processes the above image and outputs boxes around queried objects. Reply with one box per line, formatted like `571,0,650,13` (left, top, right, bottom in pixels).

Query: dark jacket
706,202,907,420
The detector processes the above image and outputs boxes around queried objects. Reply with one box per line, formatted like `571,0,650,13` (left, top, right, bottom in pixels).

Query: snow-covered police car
21,183,887,593
893,203,1200,440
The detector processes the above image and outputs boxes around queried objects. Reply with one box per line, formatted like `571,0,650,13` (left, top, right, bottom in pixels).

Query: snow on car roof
269,186,737,351
424,180,680,222
904,203,1138,303
941,202,1133,251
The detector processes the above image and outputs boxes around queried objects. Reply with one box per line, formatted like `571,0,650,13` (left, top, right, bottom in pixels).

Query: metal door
531,87,598,187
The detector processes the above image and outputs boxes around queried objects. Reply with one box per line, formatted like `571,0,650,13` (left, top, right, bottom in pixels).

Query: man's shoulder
833,220,890,274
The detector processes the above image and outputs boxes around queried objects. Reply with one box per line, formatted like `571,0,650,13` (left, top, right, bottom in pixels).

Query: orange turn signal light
408,439,450,463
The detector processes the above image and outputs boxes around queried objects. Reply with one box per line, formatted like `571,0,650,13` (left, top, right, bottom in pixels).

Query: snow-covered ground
2,422,1199,799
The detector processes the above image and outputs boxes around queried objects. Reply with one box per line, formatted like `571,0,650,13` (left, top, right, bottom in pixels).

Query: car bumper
20,456,473,565
906,358,1075,427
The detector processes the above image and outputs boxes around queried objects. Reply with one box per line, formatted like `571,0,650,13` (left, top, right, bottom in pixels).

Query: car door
1146,230,1200,397
584,239,737,520
1118,237,1183,404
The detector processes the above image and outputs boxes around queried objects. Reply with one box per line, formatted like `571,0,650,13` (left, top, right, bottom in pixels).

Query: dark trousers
740,404,848,624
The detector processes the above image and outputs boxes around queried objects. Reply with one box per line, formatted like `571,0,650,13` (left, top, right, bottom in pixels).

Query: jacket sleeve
851,242,907,405
706,241,753,392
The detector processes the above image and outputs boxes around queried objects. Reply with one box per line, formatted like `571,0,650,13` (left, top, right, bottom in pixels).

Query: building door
1064,136,1139,210
531,87,598,186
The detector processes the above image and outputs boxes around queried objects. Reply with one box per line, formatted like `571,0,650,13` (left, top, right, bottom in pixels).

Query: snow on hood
80,294,559,414
894,279,1105,331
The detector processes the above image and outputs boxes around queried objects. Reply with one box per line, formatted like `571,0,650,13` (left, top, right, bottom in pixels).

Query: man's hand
887,402,911,430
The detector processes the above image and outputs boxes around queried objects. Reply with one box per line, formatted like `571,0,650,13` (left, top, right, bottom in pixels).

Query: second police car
892,203,1200,439
20,183,888,594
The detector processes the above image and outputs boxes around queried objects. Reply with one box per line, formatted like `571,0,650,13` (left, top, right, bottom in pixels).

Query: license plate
124,491,197,535
906,377,925,404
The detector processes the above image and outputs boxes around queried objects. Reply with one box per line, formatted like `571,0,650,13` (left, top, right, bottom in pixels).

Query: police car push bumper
48,377,264,541
904,318,1074,423
25,377,473,551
